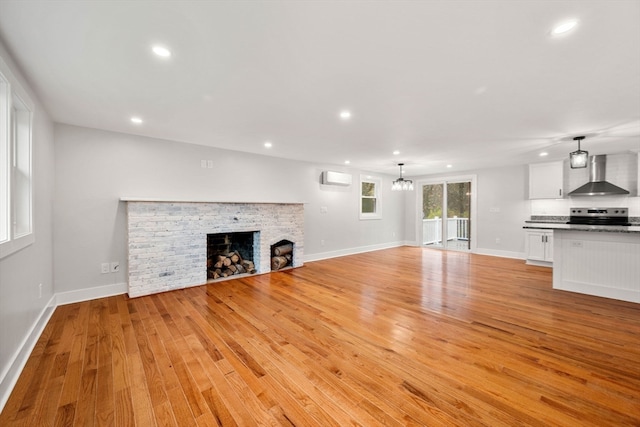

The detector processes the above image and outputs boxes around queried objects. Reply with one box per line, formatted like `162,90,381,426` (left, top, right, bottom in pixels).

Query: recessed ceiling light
152,45,172,58
539,152,549,157
446,164,452,168
393,150,400,155
551,20,578,36
264,141,272,148
131,117,143,124
344,160,351,165
339,110,352,120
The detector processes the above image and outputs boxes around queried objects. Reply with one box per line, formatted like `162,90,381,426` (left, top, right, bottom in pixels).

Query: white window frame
0,56,34,259
359,175,382,220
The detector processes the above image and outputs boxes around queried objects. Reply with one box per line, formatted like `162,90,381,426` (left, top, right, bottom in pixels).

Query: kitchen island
524,223,640,303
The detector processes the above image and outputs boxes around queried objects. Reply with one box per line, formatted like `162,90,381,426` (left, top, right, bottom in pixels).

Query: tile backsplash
530,196,640,217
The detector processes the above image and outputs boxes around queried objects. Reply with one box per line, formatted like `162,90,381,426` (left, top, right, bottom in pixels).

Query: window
360,176,381,219
0,57,34,259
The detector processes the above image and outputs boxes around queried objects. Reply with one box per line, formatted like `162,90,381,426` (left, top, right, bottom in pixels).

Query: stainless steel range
567,207,631,226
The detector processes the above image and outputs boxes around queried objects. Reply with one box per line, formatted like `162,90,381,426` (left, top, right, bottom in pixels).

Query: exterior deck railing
423,217,469,245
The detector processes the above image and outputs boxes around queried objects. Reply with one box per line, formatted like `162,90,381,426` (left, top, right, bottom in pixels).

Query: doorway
421,179,473,251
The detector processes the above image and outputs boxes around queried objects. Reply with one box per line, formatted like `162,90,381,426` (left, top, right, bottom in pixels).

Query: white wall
404,164,529,258
53,124,405,295
0,41,55,406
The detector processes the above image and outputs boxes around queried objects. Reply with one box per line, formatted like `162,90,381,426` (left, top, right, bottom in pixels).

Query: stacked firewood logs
207,250,256,280
271,242,293,271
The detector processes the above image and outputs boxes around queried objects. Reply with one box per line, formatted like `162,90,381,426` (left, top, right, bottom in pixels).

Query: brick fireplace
124,200,304,297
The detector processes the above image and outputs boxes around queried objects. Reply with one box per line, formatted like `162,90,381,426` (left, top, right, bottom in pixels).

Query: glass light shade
570,150,589,169
392,178,414,191
392,163,414,191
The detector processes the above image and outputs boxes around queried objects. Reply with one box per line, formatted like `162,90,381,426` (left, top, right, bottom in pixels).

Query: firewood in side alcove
273,243,293,256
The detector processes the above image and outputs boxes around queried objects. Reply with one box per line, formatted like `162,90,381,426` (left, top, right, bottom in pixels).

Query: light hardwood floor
1,247,639,426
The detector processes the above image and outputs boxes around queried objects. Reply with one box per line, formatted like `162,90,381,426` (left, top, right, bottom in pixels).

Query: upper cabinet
529,161,563,199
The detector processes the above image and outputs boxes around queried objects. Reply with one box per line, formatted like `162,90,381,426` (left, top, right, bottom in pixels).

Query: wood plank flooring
1,247,639,426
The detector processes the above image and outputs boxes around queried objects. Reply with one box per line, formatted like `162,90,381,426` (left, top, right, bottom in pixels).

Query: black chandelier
391,163,414,191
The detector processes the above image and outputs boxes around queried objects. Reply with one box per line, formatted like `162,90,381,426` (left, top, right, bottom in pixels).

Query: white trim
415,175,478,253
0,295,55,413
0,54,35,260
0,232,34,259
525,259,552,267
304,241,404,262
121,197,305,204
474,247,526,260
359,175,382,220
56,282,127,306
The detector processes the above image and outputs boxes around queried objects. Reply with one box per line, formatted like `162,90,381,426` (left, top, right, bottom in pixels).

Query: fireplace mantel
121,197,305,204
125,200,304,297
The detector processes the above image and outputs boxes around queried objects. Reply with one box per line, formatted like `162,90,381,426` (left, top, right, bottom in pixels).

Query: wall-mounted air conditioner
321,170,352,186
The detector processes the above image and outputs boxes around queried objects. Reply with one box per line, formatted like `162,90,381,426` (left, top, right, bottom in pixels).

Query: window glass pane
359,176,381,219
361,198,376,214
12,97,31,238
362,182,376,197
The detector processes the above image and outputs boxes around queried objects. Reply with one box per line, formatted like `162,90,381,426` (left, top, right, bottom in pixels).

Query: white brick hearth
124,200,304,297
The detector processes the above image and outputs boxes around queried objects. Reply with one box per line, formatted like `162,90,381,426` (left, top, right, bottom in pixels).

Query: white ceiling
0,0,638,176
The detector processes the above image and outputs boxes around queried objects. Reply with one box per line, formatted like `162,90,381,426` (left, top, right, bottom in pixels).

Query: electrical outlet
101,263,110,274
495,238,501,244
110,261,120,273
321,239,325,246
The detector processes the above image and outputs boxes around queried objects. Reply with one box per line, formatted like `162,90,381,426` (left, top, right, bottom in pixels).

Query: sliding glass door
422,180,472,251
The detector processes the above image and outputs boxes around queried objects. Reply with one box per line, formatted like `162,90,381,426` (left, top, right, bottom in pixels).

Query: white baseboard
304,241,406,262
0,295,56,412
474,247,526,260
56,282,128,306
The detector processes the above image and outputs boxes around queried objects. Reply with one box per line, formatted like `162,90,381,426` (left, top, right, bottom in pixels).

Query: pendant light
392,163,414,191
569,136,588,169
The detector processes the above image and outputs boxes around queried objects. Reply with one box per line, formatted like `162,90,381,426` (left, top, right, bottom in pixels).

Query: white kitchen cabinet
525,230,553,266
529,161,563,199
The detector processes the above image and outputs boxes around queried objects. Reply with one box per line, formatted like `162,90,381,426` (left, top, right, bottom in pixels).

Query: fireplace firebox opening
207,231,258,281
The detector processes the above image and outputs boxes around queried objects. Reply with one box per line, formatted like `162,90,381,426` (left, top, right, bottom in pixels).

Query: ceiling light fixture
552,20,578,36
539,152,548,157
393,150,400,155
569,136,588,168
344,160,351,165
131,117,143,124
264,141,272,148
152,45,172,58
446,164,452,168
392,163,414,191
339,110,352,120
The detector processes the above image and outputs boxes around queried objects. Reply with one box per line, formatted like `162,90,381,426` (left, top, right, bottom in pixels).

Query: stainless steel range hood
568,155,630,196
